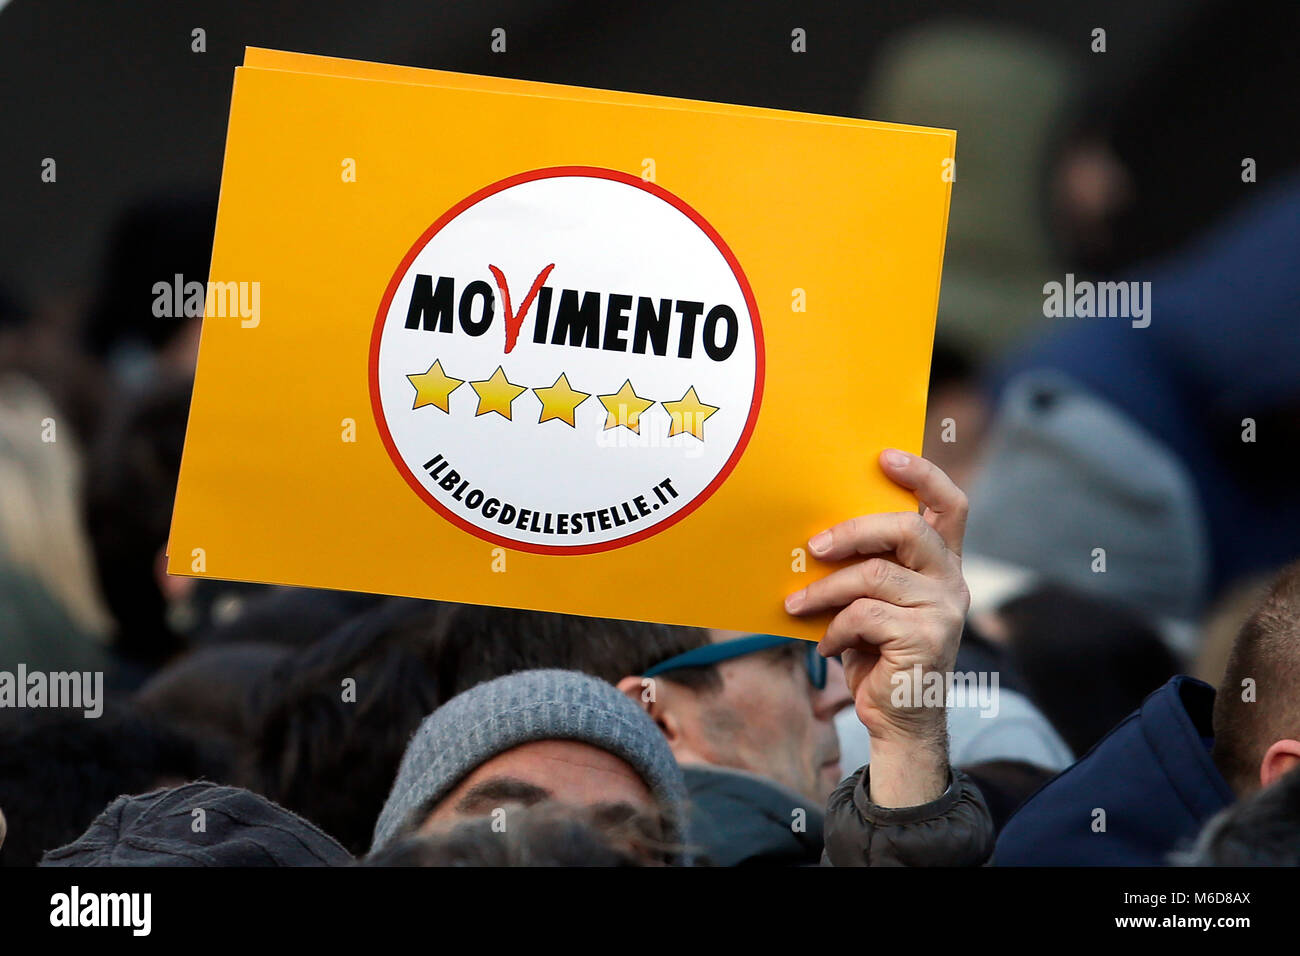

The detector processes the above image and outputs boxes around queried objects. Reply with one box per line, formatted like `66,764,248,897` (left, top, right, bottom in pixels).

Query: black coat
822,766,995,867
684,764,994,866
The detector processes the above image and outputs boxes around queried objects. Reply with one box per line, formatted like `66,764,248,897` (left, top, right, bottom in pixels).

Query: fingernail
785,589,806,613
809,530,832,554
883,449,910,469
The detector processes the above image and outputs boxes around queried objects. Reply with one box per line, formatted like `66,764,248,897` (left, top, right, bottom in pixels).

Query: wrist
865,721,949,808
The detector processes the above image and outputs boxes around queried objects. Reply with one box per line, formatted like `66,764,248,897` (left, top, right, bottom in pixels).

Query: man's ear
615,675,689,752
1259,739,1300,789
616,675,654,712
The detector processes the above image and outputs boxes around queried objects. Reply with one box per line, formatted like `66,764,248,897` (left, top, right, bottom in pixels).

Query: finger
807,509,949,573
839,645,877,681
838,645,878,693
786,556,942,616
878,449,969,557
816,597,916,657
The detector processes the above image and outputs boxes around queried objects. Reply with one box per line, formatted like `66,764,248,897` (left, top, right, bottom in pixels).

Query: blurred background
5,0,1295,297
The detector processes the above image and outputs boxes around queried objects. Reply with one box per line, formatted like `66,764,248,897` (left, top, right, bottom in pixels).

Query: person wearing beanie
39,782,353,867
370,669,688,855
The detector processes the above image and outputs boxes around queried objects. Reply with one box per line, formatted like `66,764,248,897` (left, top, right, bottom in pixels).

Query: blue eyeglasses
643,633,828,690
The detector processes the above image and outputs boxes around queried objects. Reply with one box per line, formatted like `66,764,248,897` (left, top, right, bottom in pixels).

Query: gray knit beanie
371,669,686,853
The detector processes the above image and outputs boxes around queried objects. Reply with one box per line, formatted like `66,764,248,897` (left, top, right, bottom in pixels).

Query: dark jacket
684,766,824,866
822,767,994,866
994,676,1236,866
685,763,994,867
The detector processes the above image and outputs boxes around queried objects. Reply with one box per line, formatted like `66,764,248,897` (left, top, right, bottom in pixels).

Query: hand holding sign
784,450,970,807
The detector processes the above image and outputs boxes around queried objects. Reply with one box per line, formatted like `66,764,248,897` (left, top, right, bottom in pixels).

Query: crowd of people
3,5,1300,867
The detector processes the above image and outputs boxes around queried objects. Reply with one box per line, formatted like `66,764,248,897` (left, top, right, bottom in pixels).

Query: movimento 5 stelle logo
369,166,764,554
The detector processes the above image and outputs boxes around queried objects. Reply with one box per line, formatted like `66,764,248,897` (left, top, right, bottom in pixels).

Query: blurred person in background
979,176,1300,627
993,584,1182,758
83,192,217,384
0,284,115,673
82,373,196,675
83,372,277,680
861,20,1079,363
962,369,1208,658
0,281,108,449
996,561,1300,866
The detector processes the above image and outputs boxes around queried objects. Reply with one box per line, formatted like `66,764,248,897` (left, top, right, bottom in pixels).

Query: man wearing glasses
618,449,993,866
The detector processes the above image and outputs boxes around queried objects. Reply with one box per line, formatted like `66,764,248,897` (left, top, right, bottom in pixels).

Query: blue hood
994,676,1236,865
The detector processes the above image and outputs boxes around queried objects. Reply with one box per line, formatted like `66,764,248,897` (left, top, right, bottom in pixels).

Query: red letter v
488,263,555,353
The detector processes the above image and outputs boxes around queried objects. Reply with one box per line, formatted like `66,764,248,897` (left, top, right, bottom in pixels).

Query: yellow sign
167,49,955,641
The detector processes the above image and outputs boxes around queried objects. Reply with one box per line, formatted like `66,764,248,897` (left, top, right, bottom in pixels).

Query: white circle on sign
369,166,764,554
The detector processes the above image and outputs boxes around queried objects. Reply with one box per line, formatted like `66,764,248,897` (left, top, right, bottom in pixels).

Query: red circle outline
368,165,766,555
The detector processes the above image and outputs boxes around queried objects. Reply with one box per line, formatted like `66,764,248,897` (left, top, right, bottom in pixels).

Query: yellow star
469,365,528,420
598,379,656,434
534,373,590,427
663,386,719,441
407,360,463,413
